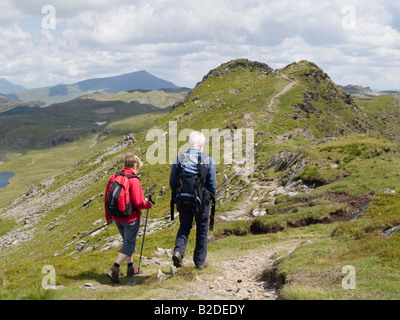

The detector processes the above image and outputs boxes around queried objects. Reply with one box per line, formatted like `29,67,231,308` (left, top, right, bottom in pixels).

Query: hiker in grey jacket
170,131,216,270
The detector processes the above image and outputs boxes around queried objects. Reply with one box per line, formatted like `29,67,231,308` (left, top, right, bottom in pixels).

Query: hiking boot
195,260,209,270
106,266,120,284
127,265,143,277
172,251,183,268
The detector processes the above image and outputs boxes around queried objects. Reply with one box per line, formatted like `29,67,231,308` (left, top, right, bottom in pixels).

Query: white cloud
0,0,399,90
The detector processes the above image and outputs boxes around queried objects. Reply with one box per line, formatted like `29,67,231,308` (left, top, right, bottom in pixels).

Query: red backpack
105,171,139,218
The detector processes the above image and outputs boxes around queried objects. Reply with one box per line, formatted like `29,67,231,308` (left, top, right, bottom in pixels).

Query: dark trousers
174,203,210,266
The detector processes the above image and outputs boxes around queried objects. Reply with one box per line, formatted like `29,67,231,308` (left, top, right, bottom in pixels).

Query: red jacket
105,168,151,223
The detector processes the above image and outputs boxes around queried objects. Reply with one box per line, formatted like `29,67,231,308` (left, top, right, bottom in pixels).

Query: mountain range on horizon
0,70,181,105
339,84,400,98
2,66,400,105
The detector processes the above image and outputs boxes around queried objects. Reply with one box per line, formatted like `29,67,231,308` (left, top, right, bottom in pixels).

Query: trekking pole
78,223,109,240
65,223,109,247
138,194,155,273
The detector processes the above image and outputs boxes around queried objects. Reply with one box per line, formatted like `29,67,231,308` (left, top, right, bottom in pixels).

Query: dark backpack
105,171,139,218
170,152,216,230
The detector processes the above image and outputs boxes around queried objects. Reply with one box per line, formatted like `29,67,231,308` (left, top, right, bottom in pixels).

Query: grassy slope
0,111,166,209
83,89,190,109
355,95,400,142
277,190,400,300
1,59,400,300
0,100,158,150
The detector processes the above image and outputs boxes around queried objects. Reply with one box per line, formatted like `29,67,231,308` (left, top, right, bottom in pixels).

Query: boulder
348,189,396,222
157,269,166,281
382,225,400,238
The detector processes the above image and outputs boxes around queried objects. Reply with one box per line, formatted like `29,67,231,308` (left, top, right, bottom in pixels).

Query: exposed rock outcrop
201,59,274,84
266,150,309,192
348,188,396,222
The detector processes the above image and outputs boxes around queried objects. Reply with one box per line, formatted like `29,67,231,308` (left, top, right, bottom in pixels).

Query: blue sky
0,0,399,90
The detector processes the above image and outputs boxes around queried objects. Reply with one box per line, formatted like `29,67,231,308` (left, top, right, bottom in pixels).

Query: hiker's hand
144,201,152,209
106,219,113,225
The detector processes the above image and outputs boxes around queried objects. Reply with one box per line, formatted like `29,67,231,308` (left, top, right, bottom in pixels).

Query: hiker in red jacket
105,154,152,284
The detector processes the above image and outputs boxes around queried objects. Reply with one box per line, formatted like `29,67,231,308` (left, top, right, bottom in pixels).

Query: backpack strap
171,154,186,221
119,172,140,213
196,152,216,230
209,195,216,231
125,174,140,181
119,171,140,181
170,195,175,221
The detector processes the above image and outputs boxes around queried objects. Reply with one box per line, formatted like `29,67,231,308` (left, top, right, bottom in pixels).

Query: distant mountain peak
75,70,179,94
0,78,26,94
9,70,180,104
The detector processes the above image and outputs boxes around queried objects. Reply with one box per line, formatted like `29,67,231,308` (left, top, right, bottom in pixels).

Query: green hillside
355,95,400,142
0,89,189,156
1,59,400,300
0,96,44,113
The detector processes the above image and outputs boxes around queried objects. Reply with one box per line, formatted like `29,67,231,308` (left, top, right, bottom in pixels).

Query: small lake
0,172,14,189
